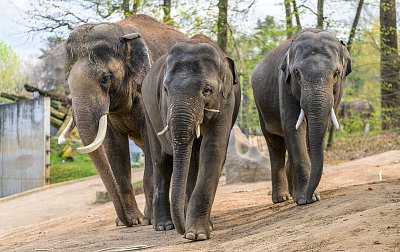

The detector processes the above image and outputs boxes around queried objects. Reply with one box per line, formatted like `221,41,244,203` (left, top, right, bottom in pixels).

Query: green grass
50,137,97,184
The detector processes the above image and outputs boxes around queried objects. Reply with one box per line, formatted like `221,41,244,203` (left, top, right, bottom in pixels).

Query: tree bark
217,0,228,52
163,0,172,24
132,0,141,14
317,0,324,29
380,0,400,130
347,0,364,52
292,0,302,31
122,0,130,17
284,0,293,39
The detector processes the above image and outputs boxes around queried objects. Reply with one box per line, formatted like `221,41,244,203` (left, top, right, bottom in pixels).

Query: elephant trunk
72,101,133,226
305,94,331,203
170,100,201,235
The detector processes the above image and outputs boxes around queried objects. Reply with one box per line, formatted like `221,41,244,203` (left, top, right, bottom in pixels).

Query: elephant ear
222,56,239,98
120,32,152,92
280,50,291,83
340,40,352,77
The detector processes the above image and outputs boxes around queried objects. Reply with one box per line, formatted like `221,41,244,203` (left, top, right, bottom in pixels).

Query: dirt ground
1,151,400,252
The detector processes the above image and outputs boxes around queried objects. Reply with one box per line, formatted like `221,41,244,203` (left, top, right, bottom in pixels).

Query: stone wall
0,98,50,197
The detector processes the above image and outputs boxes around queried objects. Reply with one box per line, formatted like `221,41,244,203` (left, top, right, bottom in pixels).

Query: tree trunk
122,0,130,17
347,0,364,52
284,0,293,39
132,0,141,14
380,0,400,130
317,0,324,29
292,0,302,31
163,0,172,24
217,0,228,52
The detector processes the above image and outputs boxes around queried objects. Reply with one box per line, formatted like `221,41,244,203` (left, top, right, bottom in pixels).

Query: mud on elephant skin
142,34,241,240
58,14,186,227
252,29,352,205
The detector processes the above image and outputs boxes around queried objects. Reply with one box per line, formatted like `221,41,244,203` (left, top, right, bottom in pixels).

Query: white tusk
204,108,220,113
58,118,75,144
295,109,305,130
331,107,340,129
77,114,108,154
196,125,201,138
157,125,169,136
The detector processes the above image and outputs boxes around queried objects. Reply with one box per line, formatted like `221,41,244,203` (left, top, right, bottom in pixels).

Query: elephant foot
272,189,291,203
294,191,320,205
184,219,212,241
143,207,153,225
154,219,174,231
115,207,144,227
143,217,153,225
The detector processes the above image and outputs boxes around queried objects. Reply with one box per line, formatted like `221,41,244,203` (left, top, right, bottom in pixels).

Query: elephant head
157,39,238,234
280,29,352,203
60,23,151,153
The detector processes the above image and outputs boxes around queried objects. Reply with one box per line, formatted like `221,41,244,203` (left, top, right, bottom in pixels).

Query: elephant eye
203,85,213,96
333,69,340,79
101,72,112,85
163,86,168,94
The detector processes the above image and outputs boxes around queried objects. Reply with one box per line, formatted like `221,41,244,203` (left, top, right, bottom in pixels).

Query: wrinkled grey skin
65,14,186,227
252,29,352,205
142,35,240,240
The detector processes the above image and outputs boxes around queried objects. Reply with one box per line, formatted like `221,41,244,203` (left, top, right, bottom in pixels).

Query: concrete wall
0,98,50,197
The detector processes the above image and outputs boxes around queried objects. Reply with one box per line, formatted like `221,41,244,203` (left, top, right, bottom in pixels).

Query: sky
0,0,395,60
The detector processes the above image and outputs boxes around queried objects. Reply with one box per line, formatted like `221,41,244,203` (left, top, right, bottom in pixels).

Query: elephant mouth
58,113,108,154
295,107,339,130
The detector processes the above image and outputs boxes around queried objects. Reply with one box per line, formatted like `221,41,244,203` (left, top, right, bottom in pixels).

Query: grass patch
50,137,97,184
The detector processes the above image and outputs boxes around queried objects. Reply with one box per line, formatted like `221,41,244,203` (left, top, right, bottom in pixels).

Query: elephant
142,34,240,240
338,99,375,131
57,14,187,227
251,29,352,205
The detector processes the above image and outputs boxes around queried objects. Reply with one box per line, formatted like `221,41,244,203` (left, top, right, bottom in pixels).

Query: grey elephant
142,34,240,240
251,29,352,205
339,99,374,121
58,14,186,227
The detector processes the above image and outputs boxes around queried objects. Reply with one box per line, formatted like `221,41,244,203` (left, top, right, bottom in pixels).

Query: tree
0,41,26,94
347,0,364,52
317,0,324,29
30,37,68,95
380,0,400,129
217,0,228,52
163,0,172,24
284,0,293,38
292,0,301,31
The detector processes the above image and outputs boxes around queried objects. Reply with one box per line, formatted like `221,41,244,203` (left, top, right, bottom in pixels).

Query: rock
60,145,74,162
224,125,271,184
95,191,112,204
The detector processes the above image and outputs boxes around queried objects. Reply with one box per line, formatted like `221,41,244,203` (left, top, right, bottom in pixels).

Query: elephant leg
286,159,293,197
152,152,173,231
285,129,314,205
142,141,154,225
262,130,290,203
184,122,231,241
101,126,143,226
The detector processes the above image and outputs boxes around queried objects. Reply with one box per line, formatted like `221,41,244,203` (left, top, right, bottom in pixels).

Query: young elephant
142,34,240,240
58,14,186,227
252,29,352,205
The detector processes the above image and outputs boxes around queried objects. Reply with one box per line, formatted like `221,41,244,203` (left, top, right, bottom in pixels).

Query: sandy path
0,151,399,251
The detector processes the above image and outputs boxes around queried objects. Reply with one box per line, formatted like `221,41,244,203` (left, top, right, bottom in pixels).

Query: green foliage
50,137,97,184
0,41,26,93
232,16,286,133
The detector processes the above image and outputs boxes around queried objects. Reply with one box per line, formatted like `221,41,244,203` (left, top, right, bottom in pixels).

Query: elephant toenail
197,234,207,240
185,232,196,240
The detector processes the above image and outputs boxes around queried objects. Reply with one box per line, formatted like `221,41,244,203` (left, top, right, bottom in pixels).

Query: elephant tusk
58,118,75,144
295,109,305,130
331,107,340,129
77,114,108,154
204,108,220,113
196,125,201,138
157,125,169,136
